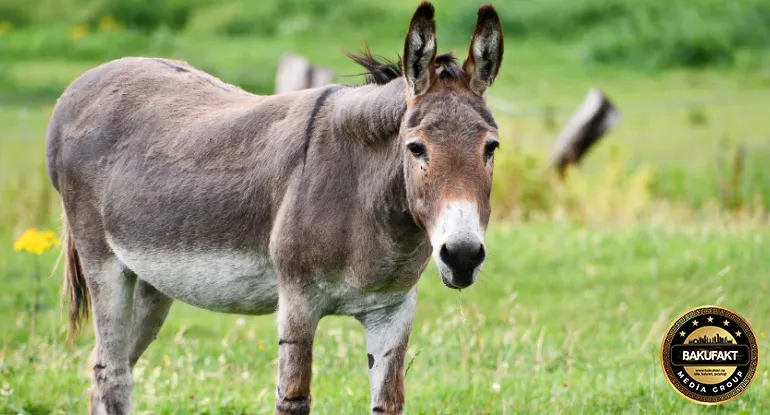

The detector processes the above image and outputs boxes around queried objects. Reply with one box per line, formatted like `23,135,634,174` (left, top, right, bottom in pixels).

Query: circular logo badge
661,306,759,404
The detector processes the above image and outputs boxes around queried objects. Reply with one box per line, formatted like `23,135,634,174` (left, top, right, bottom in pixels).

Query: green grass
2,222,769,414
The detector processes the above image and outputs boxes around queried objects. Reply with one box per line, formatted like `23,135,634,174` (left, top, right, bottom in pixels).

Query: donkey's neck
322,78,427,252
331,78,407,143
354,118,427,255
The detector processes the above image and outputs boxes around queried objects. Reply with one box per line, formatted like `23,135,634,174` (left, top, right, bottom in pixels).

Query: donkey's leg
128,279,173,368
357,289,417,415
275,288,321,415
85,255,137,415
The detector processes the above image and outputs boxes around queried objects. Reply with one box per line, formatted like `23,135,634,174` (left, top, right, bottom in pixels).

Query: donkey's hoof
275,397,311,415
372,404,404,415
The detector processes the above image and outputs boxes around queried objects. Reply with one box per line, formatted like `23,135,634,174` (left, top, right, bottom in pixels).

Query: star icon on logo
736,331,743,338
723,320,730,327
707,316,714,323
692,320,699,327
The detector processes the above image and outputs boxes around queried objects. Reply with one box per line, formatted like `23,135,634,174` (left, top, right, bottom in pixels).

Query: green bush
1,0,769,70
0,26,169,61
186,0,399,37
74,0,211,30
446,0,770,69
185,1,281,37
0,0,33,25
649,145,770,212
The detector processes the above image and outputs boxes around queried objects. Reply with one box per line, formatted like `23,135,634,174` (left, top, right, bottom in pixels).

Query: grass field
2,222,769,414
2,1,770,413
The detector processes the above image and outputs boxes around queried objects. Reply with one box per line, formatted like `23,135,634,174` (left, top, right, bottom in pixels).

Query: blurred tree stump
549,89,620,177
275,53,334,94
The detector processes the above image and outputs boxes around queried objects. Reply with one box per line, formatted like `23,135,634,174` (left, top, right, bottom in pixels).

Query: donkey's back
47,57,307,195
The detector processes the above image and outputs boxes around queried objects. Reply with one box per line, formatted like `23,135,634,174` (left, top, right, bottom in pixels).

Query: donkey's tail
61,214,90,340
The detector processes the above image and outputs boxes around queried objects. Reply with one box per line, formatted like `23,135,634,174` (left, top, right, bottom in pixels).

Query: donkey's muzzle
439,240,486,289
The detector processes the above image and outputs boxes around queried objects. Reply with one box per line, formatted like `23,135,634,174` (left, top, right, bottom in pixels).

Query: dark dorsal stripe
302,85,346,170
152,58,189,73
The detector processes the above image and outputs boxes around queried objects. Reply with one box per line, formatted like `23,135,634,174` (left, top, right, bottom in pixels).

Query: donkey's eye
484,140,500,162
406,141,427,159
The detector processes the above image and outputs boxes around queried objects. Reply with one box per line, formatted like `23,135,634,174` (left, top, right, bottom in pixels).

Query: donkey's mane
347,49,465,85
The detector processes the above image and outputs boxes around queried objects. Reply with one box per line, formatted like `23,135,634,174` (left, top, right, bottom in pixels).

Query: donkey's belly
110,243,278,315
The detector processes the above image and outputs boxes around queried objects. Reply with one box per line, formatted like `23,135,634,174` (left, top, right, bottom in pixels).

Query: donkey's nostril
440,240,486,272
475,244,486,264
439,244,451,263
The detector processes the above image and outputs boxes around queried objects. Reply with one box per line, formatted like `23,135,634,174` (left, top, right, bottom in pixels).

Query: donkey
46,2,503,414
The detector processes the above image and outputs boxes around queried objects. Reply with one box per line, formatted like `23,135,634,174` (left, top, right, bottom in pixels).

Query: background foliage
1,0,770,98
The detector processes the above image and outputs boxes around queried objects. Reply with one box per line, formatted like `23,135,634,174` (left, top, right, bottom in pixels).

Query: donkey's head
401,2,503,289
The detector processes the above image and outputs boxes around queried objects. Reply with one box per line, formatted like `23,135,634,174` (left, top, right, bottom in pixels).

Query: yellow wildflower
258,340,265,351
70,24,88,41
163,354,171,364
0,21,12,36
13,228,60,255
98,15,120,32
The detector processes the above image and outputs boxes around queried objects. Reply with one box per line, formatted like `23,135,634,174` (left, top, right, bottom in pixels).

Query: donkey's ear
403,2,437,97
463,5,504,97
